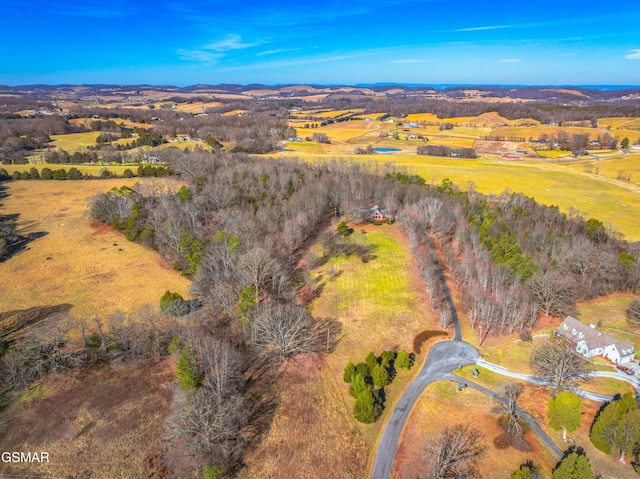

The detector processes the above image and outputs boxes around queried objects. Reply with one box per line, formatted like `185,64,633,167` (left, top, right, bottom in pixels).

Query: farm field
563,154,640,183
0,178,190,317
276,149,640,239
50,131,101,151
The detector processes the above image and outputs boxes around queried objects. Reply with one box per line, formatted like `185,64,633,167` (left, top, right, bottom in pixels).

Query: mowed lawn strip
311,224,438,445
0,179,190,316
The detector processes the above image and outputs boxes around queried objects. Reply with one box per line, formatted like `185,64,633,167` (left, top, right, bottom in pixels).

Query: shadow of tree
0,303,74,346
0,182,49,263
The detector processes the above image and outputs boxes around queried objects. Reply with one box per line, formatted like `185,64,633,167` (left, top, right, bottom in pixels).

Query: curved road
371,231,472,479
443,374,563,459
370,229,637,478
476,358,640,402
372,341,479,478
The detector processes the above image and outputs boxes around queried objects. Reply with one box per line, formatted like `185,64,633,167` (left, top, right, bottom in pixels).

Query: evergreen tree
380,350,395,370
353,387,378,424
615,409,640,462
618,392,638,415
238,285,257,325
355,362,371,383
396,350,412,370
177,185,193,204
349,373,369,398
336,221,350,236
552,452,594,479
175,346,202,391
203,464,222,479
590,394,636,454
590,401,618,454
371,364,389,388
511,463,535,479
365,351,378,370
343,361,356,384
548,391,582,441
40,167,52,180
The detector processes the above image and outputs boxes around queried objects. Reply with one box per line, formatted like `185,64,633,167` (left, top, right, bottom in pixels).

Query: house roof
555,316,598,343
556,316,635,357
613,340,635,357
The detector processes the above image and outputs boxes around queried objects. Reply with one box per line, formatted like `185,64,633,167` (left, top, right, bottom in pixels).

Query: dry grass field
50,131,101,151
0,178,190,317
392,382,558,479
238,356,368,479
0,359,174,479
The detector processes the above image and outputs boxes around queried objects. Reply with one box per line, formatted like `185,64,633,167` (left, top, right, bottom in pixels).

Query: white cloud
456,25,510,32
203,34,262,52
624,49,640,60
499,59,521,63
257,48,300,57
176,49,223,65
178,34,265,65
388,59,427,64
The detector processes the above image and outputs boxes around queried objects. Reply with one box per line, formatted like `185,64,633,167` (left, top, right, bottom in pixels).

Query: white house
554,316,635,364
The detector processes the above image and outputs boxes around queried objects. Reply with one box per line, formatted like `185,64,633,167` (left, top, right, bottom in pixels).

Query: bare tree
527,270,577,316
529,340,591,393
495,382,525,438
250,303,322,364
239,247,276,303
173,337,247,464
424,424,486,479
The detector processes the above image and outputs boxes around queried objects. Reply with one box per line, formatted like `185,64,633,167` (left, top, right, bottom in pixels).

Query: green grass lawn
481,339,536,374
312,226,433,345
581,377,636,396
454,365,517,389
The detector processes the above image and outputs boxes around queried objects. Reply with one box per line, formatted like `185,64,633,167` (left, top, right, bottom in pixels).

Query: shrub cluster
343,349,413,423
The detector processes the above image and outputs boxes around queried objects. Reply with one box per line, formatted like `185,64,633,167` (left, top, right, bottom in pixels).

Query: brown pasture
0,178,190,317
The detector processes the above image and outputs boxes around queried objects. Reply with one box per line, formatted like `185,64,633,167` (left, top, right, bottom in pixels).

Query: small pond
372,147,401,153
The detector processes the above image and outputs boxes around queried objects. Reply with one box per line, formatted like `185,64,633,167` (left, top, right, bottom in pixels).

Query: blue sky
1,0,639,86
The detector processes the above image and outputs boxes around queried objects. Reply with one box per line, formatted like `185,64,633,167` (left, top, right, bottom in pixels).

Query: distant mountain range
1,83,639,105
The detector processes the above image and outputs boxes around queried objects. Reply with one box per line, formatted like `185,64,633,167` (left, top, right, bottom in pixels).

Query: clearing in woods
310,224,440,445
0,178,190,317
